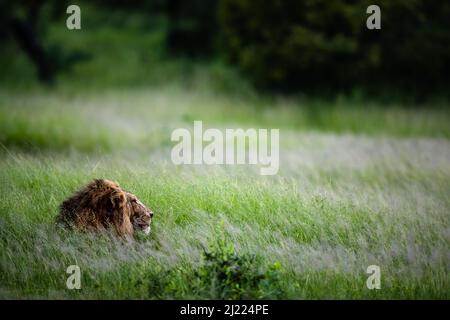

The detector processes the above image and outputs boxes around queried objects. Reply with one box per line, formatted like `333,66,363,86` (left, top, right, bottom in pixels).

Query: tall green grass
0,131,449,299
0,5,449,299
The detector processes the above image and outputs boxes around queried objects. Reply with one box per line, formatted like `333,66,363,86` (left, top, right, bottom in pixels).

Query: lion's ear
103,191,125,218
110,191,133,238
111,191,126,208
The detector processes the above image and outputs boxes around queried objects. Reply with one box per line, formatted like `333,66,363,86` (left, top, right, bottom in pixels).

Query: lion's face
126,193,153,235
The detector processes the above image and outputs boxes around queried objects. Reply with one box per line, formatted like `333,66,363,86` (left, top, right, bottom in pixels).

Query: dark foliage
147,236,284,299
218,0,450,94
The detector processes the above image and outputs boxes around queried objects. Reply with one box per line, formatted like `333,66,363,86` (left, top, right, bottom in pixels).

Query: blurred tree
0,0,68,84
166,0,218,56
3,0,448,96
218,0,450,94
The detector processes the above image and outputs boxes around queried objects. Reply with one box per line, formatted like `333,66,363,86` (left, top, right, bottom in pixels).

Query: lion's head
126,192,154,235
57,179,154,239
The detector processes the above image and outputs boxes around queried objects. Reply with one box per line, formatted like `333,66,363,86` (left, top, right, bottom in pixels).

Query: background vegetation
0,1,449,299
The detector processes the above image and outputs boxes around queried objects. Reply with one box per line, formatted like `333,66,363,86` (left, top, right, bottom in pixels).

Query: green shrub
146,228,284,299
218,0,450,93
193,237,281,299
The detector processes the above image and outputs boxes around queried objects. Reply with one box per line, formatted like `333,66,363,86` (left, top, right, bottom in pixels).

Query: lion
57,179,154,239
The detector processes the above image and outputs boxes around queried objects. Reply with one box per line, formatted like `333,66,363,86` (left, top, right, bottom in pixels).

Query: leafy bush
194,237,283,299
146,228,284,299
218,0,450,93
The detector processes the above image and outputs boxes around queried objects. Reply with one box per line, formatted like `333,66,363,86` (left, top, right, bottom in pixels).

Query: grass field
1,86,449,299
0,11,449,299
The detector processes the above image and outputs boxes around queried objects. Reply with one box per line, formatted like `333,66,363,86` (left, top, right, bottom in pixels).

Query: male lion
57,179,153,239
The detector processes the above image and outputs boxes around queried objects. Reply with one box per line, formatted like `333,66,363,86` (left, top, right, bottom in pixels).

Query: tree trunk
10,17,54,84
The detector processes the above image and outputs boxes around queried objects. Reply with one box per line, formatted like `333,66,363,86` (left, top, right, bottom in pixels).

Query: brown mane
57,179,142,239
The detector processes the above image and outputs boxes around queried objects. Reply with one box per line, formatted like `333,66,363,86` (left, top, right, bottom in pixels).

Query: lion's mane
57,179,134,238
